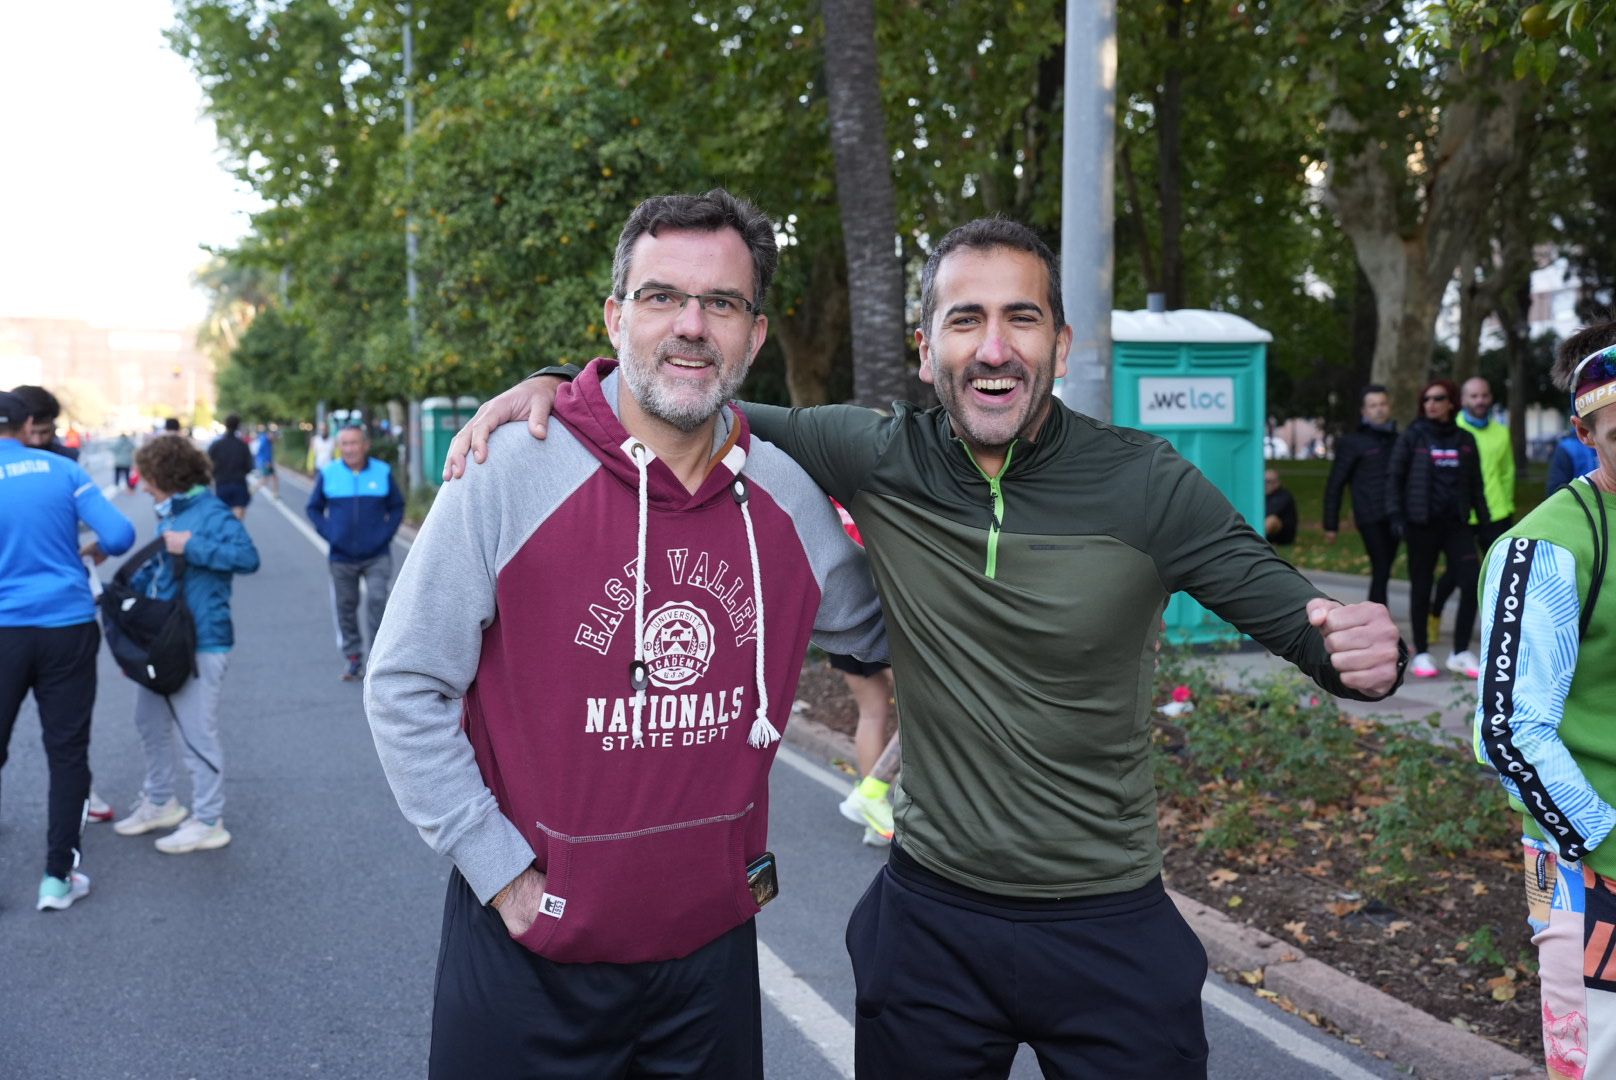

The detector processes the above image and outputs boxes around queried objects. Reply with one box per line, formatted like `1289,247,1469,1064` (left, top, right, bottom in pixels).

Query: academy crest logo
643,602,715,689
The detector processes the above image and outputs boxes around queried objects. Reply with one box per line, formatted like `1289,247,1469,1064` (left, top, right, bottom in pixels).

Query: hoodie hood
554,359,750,512
552,358,781,752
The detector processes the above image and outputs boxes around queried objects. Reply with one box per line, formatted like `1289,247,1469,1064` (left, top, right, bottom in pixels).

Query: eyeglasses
1422,394,1449,403
625,287,756,321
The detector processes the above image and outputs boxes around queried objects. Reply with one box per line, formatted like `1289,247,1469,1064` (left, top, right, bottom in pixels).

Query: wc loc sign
1137,377,1236,426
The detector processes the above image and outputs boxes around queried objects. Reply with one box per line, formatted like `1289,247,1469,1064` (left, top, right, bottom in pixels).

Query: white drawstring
628,441,650,749
735,478,777,749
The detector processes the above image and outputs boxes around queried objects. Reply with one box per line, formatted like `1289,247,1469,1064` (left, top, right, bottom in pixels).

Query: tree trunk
1154,0,1185,309
1322,72,1525,421
1118,138,1160,291
821,0,910,407
772,242,851,406
1453,244,1484,381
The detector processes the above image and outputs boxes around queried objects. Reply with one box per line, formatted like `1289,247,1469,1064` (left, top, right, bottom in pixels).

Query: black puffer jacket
1386,417,1490,531
1322,421,1397,530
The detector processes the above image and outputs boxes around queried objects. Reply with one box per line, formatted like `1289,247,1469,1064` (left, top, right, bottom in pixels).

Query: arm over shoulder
739,402,891,506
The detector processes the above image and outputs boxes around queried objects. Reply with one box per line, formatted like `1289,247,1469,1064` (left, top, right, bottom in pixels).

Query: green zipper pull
959,439,1015,579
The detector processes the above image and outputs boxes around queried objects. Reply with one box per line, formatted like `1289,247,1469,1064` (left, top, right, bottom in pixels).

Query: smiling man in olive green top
446,216,1405,1079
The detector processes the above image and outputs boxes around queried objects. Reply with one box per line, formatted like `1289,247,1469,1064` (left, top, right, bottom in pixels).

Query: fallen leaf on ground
1283,920,1313,944
1207,868,1240,887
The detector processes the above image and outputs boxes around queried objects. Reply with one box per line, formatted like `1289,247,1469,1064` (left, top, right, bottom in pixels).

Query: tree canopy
176,0,1615,446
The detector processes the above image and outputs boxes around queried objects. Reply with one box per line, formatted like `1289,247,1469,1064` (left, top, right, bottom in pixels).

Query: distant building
0,316,213,430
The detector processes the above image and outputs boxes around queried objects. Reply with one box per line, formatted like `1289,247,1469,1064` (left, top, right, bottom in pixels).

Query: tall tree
820,0,910,406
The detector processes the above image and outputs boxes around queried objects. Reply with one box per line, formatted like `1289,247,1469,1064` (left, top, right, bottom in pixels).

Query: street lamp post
1059,0,1116,423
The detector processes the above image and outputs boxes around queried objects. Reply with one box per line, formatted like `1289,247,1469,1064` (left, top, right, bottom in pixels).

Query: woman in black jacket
1386,378,1490,679
1322,384,1398,605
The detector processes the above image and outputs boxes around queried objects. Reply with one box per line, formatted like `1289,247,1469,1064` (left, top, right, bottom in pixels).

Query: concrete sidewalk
1190,568,1480,741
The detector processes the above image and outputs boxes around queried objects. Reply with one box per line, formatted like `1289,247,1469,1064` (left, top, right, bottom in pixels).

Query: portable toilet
420,396,480,484
1110,307,1273,644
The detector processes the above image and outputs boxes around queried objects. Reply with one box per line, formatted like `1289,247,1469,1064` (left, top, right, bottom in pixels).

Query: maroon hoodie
366,360,886,964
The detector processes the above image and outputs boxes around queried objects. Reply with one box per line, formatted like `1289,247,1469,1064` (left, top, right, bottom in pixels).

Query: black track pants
1358,519,1399,607
847,847,1209,1079
1405,521,1480,653
429,869,763,1080
0,622,100,880
1431,516,1510,624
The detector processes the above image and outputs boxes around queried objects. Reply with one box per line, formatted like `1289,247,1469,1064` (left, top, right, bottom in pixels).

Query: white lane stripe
775,744,852,796
276,470,413,555
1201,979,1385,1080
263,490,334,554
757,941,855,1079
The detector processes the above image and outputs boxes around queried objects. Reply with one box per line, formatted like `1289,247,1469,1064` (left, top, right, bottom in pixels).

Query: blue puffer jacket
307,457,404,562
130,486,260,651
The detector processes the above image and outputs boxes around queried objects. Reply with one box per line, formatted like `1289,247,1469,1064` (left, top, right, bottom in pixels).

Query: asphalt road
0,457,1406,1079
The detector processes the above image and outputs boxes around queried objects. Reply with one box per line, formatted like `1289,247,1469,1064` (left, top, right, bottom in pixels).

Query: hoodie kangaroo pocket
520,805,761,964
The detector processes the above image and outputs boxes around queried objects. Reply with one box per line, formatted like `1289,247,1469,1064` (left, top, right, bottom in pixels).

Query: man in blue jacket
0,390,135,910
307,425,404,680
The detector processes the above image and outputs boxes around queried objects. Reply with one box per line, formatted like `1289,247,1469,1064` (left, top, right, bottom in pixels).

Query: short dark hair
11,385,59,422
224,414,241,433
163,417,182,432
610,189,779,314
1359,383,1388,407
919,218,1064,337
1553,321,1616,393
135,434,212,493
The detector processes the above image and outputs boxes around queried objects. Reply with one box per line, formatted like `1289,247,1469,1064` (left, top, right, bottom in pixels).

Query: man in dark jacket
307,425,404,681
1322,384,1399,603
207,414,255,520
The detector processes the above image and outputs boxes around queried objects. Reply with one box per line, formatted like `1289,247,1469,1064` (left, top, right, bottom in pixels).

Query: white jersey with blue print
1475,536,1615,857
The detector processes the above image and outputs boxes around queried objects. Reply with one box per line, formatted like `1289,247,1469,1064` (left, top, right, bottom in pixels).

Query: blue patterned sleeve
1475,536,1613,859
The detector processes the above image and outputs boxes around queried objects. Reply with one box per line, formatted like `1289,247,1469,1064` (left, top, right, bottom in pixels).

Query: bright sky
0,2,260,330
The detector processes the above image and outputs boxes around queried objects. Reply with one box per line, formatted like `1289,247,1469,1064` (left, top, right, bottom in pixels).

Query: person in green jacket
447,215,1407,1079
1476,323,1616,1080
1430,376,1515,652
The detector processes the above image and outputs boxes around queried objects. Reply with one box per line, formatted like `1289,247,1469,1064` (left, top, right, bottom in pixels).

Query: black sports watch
525,364,582,382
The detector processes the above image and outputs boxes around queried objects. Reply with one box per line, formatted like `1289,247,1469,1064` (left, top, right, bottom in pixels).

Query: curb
782,715,1536,1080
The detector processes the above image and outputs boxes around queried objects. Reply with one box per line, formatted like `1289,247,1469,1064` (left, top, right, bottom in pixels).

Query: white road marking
757,940,855,1079
1201,978,1386,1080
775,744,852,796
262,489,332,555
274,470,413,556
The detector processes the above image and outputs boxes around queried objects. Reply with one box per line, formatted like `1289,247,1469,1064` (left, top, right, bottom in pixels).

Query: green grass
1272,458,1547,578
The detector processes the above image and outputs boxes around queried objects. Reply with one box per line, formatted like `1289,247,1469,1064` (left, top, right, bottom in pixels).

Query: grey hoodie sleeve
744,440,888,664
364,425,593,902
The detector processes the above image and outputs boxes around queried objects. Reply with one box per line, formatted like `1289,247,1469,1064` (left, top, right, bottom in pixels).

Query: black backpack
100,538,197,695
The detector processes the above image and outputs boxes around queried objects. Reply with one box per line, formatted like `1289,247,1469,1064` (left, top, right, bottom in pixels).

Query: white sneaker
86,791,114,822
113,795,188,836
155,816,231,854
1410,652,1440,678
1447,650,1481,679
37,870,90,912
861,826,892,848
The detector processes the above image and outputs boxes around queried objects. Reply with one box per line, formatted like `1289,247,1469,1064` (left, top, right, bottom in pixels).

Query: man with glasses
364,189,885,1078
1477,325,1616,1080
448,214,1405,1078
